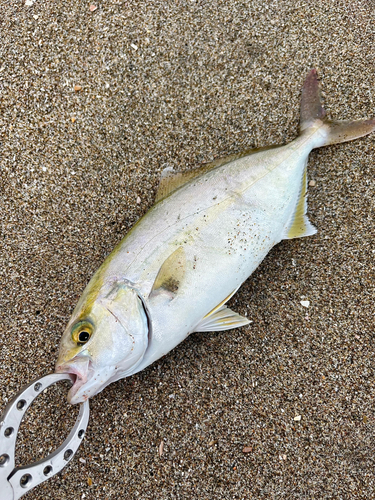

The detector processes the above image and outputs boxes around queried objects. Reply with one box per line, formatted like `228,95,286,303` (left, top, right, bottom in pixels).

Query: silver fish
56,70,375,403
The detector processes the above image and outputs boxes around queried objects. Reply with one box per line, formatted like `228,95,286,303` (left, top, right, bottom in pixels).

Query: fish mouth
55,354,94,404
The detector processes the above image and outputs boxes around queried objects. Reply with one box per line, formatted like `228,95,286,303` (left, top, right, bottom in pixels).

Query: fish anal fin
193,306,250,333
284,163,317,240
149,246,186,299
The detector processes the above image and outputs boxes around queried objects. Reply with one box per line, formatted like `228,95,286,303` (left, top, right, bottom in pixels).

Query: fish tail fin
300,69,375,147
284,70,374,241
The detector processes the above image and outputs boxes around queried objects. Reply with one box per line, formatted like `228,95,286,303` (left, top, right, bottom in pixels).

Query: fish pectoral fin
283,162,317,240
149,246,186,299
193,306,251,333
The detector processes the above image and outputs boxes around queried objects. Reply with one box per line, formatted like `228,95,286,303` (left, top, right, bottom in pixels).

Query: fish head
55,283,150,404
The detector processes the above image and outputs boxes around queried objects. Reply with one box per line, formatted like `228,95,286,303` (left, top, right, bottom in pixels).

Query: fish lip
55,354,94,403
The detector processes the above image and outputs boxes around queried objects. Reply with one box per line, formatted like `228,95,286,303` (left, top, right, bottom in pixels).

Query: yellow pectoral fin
149,246,186,299
193,306,250,333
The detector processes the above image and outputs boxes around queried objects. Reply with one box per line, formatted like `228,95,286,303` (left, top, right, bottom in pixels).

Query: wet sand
1,1,375,498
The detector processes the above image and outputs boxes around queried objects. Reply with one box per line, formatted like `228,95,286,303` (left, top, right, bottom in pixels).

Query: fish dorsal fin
193,306,250,332
149,246,186,299
155,165,215,202
283,162,317,239
203,145,281,170
155,145,282,203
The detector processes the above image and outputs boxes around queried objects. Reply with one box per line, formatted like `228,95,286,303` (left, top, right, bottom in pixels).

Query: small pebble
74,85,82,92
89,4,97,11
294,415,302,421
242,446,252,453
309,180,317,187
300,300,310,308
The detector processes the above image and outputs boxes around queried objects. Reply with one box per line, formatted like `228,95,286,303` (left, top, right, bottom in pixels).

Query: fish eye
71,321,93,346
78,331,90,343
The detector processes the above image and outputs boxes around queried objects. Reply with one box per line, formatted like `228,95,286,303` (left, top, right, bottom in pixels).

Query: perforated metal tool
0,373,89,500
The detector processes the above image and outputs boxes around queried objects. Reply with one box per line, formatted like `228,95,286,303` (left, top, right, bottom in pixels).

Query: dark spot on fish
162,277,179,293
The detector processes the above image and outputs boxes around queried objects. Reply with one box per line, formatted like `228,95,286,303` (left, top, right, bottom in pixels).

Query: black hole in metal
0,454,10,467
64,449,73,461
34,382,42,392
4,427,14,437
78,429,85,439
17,399,27,411
43,465,53,476
20,473,32,488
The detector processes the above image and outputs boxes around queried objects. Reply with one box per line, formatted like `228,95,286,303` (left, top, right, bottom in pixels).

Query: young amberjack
56,70,375,403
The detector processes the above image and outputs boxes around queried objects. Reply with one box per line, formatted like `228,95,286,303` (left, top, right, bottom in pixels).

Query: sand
1,0,375,498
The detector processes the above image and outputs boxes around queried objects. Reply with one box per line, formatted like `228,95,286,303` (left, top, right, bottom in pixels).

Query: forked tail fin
284,70,374,241
300,69,375,146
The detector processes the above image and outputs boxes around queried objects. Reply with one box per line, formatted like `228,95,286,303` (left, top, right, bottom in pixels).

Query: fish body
100,132,316,363
56,70,375,403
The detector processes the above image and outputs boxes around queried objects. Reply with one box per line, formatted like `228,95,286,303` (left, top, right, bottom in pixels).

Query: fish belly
113,142,311,370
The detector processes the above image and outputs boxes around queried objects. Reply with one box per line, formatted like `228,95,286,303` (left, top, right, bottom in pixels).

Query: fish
55,70,375,403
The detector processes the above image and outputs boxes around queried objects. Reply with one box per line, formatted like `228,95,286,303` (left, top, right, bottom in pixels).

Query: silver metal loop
0,373,90,500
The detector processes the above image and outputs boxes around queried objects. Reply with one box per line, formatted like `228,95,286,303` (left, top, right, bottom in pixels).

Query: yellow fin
284,163,317,239
150,247,186,298
193,306,250,333
203,286,240,319
192,286,250,333
155,146,282,203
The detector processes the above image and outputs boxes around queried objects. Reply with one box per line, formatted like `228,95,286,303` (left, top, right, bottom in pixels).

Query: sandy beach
1,1,375,498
